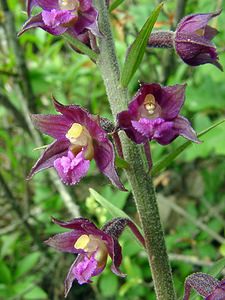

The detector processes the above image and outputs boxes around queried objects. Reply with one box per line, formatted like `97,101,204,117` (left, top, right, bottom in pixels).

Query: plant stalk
95,0,176,299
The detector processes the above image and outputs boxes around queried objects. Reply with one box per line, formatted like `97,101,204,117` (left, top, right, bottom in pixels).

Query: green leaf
99,273,119,297
24,286,48,300
15,252,41,279
0,260,12,284
89,188,144,246
220,243,225,256
206,257,225,278
120,3,163,87
109,0,125,12
0,284,12,298
89,188,130,220
115,156,129,169
152,119,225,176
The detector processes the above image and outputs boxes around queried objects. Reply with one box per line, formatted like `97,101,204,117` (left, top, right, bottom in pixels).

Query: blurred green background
0,0,225,299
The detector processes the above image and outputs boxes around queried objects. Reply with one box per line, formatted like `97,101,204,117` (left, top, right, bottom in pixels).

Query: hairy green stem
95,0,176,299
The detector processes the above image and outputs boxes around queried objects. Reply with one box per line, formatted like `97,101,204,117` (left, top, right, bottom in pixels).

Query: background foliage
0,0,225,299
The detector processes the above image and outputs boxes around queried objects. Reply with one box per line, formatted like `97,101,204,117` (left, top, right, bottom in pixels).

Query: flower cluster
183,273,225,300
28,84,199,185
45,217,145,297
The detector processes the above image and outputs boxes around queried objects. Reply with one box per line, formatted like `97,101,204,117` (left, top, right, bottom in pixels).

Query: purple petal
27,139,69,179
183,273,219,300
31,114,71,139
94,140,126,191
73,7,100,36
132,118,177,145
126,220,145,247
52,217,99,231
79,0,92,12
36,0,59,10
173,116,200,143
160,84,186,119
186,51,222,71
117,110,147,144
108,238,126,277
52,217,110,243
64,254,99,296
42,9,76,28
175,31,222,69
53,98,106,142
177,11,221,34
18,13,45,36
54,150,90,185
52,217,97,230
44,231,84,253
18,12,68,36
64,258,78,297
204,25,218,40
73,254,97,284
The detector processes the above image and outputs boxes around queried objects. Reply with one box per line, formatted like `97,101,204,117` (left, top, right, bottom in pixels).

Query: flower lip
41,9,79,29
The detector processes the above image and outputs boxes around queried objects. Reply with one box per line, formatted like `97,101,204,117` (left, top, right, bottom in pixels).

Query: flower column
95,0,176,299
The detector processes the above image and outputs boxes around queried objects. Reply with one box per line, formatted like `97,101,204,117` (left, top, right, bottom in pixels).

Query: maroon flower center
139,94,162,120
66,123,94,160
